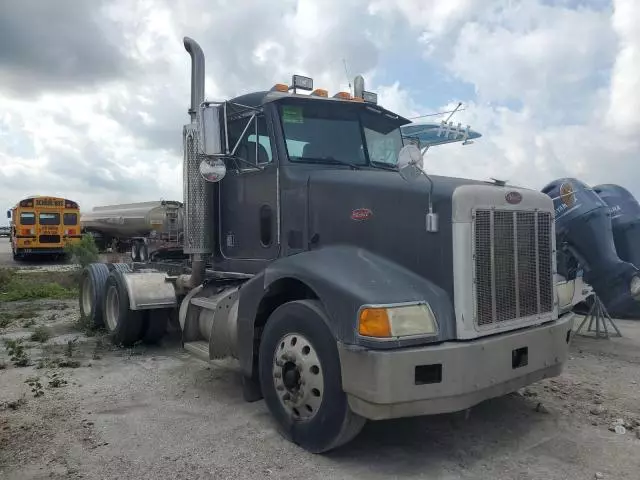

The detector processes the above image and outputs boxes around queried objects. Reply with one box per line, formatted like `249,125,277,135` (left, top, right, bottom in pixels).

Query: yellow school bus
7,196,82,260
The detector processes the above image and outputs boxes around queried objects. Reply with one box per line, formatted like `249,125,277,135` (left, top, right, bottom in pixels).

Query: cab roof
227,90,413,126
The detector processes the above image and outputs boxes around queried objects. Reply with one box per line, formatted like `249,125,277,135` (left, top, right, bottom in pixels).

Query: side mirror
198,104,223,156
199,158,226,183
397,144,424,182
6,210,10,219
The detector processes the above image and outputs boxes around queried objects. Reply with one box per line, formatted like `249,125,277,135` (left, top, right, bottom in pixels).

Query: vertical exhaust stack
182,36,211,288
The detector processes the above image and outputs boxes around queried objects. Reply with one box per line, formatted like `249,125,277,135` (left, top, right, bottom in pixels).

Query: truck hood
307,168,499,301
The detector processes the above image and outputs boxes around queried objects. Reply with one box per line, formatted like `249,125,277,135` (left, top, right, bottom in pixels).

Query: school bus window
63,213,78,225
20,212,35,225
39,213,60,225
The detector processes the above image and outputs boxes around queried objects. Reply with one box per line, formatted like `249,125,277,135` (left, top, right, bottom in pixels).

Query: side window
227,115,272,168
64,213,78,225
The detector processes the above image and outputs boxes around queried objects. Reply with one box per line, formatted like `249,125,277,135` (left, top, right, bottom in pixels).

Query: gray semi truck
78,36,600,453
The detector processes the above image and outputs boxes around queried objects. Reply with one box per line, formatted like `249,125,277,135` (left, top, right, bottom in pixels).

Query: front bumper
338,314,574,420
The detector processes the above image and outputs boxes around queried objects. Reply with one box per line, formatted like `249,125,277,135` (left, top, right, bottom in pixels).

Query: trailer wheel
79,263,110,328
258,300,366,453
102,270,144,347
141,309,169,344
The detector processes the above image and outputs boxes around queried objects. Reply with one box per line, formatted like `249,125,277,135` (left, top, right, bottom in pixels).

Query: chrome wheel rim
105,285,119,332
272,333,324,421
81,276,94,316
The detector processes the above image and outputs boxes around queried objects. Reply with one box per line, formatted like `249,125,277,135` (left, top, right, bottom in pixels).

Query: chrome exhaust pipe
183,36,205,123
179,36,209,291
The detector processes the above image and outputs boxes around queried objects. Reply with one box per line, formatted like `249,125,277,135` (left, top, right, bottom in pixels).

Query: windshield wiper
301,156,361,170
369,160,398,172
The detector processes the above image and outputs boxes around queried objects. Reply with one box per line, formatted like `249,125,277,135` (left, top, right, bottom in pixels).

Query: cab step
183,340,209,361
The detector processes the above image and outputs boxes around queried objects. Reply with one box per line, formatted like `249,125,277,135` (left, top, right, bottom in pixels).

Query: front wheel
258,300,366,453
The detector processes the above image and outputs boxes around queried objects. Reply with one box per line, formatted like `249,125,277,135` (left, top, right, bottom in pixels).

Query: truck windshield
279,101,404,168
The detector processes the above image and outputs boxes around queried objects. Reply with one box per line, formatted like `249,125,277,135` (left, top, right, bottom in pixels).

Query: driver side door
218,114,279,269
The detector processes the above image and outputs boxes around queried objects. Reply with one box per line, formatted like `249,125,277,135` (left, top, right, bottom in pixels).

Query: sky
0,0,638,217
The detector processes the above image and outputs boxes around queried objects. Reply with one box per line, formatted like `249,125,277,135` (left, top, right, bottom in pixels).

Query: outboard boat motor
542,178,640,316
592,184,640,317
593,184,640,269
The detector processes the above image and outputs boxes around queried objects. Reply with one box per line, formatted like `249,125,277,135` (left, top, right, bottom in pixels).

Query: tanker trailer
80,200,184,261
541,178,640,317
592,184,640,317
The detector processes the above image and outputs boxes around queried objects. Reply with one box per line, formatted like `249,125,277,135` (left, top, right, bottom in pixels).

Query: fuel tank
81,200,184,239
541,178,640,316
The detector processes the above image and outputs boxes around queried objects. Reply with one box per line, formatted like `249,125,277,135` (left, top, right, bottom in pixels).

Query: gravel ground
1,295,639,479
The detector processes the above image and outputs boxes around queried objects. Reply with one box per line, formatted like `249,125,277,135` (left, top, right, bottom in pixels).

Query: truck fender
119,270,177,310
236,244,455,379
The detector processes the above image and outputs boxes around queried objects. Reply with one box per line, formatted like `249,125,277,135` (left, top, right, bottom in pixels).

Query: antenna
343,59,352,96
444,102,463,123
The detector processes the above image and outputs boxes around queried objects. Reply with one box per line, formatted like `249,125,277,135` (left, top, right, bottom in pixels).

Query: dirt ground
1,295,640,479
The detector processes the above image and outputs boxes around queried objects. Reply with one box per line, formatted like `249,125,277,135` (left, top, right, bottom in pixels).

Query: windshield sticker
282,106,304,124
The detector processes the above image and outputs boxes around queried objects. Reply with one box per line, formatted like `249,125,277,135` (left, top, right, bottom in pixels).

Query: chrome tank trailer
81,201,184,239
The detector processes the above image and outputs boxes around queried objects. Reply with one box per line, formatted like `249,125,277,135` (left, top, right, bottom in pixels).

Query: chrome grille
474,209,553,327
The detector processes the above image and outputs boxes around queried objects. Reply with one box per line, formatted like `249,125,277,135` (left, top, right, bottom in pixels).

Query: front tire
258,300,365,453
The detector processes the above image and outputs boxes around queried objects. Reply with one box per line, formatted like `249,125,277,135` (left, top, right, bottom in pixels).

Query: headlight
630,276,640,299
358,303,438,339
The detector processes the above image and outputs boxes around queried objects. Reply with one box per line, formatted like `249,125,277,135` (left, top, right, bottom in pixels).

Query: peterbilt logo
505,191,522,204
351,208,373,221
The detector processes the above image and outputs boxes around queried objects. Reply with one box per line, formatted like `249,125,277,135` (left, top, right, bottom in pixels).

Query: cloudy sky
0,0,638,217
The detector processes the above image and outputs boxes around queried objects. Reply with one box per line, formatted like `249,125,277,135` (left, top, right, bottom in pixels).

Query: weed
56,358,81,368
3,395,26,411
66,337,79,357
25,377,44,397
30,326,51,343
4,339,30,367
47,372,68,388
22,318,36,328
0,307,38,328
64,234,99,268
75,314,98,337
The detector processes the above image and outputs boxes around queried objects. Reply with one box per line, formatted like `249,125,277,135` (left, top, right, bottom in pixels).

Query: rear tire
101,270,144,346
79,263,110,328
258,300,366,453
107,263,132,273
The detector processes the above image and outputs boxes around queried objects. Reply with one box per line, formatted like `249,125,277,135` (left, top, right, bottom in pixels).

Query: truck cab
78,36,595,454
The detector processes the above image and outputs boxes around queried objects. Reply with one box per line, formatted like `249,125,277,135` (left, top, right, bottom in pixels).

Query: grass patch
0,268,78,302
30,326,51,343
